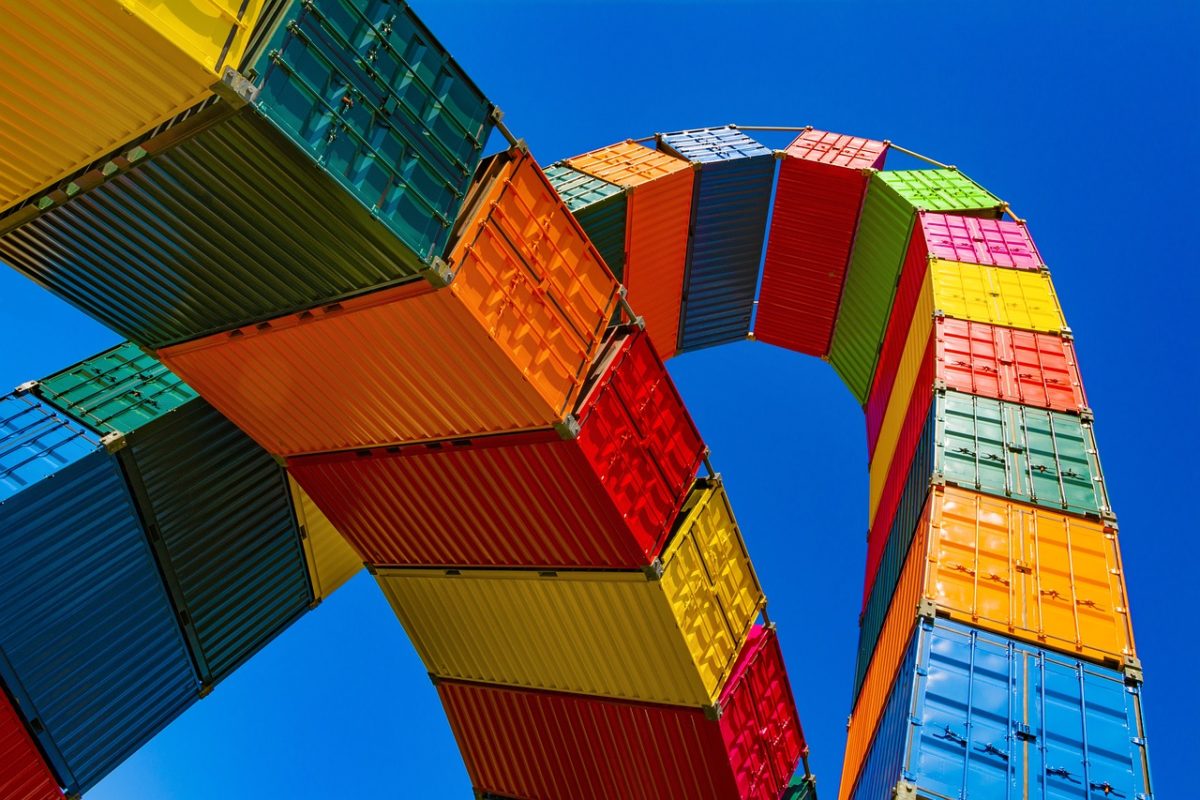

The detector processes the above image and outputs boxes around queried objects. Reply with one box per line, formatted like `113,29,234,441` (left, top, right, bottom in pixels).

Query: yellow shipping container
839,485,1136,799
0,0,262,214
375,478,764,708
288,477,362,602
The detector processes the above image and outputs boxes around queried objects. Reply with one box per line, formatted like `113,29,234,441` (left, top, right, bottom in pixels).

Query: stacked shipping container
0,5,1153,800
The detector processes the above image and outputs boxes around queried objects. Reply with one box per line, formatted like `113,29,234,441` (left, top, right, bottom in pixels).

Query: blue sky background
2,1,1196,797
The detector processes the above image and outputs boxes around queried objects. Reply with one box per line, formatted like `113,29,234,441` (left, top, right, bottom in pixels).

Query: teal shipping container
658,127,776,353
545,163,628,280
0,0,494,349
828,170,1003,401
0,392,199,796
782,774,818,800
33,344,313,688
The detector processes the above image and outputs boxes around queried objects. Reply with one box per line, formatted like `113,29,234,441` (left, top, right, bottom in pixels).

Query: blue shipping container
0,392,199,795
658,127,775,353
851,617,1153,800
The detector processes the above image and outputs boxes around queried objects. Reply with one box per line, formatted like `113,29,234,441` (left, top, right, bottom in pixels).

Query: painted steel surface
847,619,1152,800
288,477,362,602
544,163,628,279
288,327,703,569
566,141,695,358
118,401,311,687
781,775,818,800
756,130,888,356
160,148,621,456
658,127,775,352
0,394,99,502
0,0,493,349
828,170,1004,401
34,342,198,436
0,397,199,795
932,259,1068,332
375,478,763,708
854,485,1135,708
0,0,261,214
439,625,803,800
0,687,62,800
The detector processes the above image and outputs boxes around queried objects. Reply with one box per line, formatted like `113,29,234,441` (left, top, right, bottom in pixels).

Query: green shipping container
0,0,494,349
828,170,1003,402
33,343,313,687
783,775,818,800
935,389,1111,519
545,163,628,280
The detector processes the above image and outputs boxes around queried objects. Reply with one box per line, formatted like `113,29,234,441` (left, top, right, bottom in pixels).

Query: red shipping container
439,625,806,800
287,326,704,569
0,688,62,800
865,212,1044,456
755,130,888,356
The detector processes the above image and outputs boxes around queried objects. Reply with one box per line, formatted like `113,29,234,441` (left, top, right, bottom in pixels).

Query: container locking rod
884,141,954,170
730,124,814,133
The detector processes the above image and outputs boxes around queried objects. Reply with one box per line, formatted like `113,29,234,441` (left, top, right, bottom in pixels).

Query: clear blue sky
2,1,1195,797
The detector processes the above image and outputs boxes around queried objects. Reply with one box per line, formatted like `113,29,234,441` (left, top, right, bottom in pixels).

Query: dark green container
828,169,1003,402
35,344,313,688
545,163,628,280
0,0,494,349
782,774,818,800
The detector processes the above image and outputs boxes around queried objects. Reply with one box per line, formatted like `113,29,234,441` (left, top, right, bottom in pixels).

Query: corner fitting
553,415,581,440
420,256,456,289
14,380,37,395
702,702,723,722
1124,656,1144,685
893,781,918,800
100,431,128,454
640,559,665,581
215,67,260,106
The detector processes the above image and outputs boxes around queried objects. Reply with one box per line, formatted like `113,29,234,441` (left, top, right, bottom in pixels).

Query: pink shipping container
755,130,888,356
866,212,1044,456
287,326,705,569
439,625,806,800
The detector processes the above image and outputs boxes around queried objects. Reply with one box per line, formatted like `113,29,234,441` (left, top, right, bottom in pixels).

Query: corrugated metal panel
119,401,311,686
935,391,1111,517
160,150,621,456
659,128,775,352
0,683,64,800
439,625,802,800
782,775,818,800
932,259,1069,333
287,326,704,569
34,342,198,436
566,141,694,358
0,394,99,503
848,619,1152,800
867,336,935,526
936,318,1089,413
755,130,887,357
828,170,1004,402
0,0,261,214
544,164,628,280
288,477,362,602
0,442,198,795
922,212,1044,269
376,478,763,707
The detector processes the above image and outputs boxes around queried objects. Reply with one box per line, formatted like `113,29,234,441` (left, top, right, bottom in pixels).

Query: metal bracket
14,380,37,395
917,598,938,619
932,378,947,392
1124,656,1144,684
100,431,127,454
554,415,581,440
640,559,665,580
216,67,260,106
702,702,723,722
420,256,456,289
893,781,918,800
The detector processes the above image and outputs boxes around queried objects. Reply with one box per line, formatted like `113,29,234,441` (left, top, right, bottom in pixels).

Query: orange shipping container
839,485,1137,799
158,147,621,456
567,141,695,359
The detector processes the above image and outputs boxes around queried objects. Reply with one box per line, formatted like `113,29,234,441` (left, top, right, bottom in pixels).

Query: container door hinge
892,781,918,800
101,431,128,453
641,559,664,580
420,256,457,289
13,380,37,394
215,67,260,106
554,415,581,440
702,702,723,722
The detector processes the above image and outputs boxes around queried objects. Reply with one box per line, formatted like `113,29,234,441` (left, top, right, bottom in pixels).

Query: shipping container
288,326,703,569
439,624,805,800
853,485,1135,708
755,129,888,356
0,684,64,800
0,0,493,349
0,0,263,215
160,147,621,456
375,477,763,707
827,170,1004,402
0,393,199,796
567,141,695,358
782,775,817,800
933,259,1068,332
657,127,775,352
288,477,362,602
544,164,628,279
845,618,1152,800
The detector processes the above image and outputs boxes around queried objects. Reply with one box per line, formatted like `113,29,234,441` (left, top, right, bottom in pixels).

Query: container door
937,391,1010,497
1007,405,1104,516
